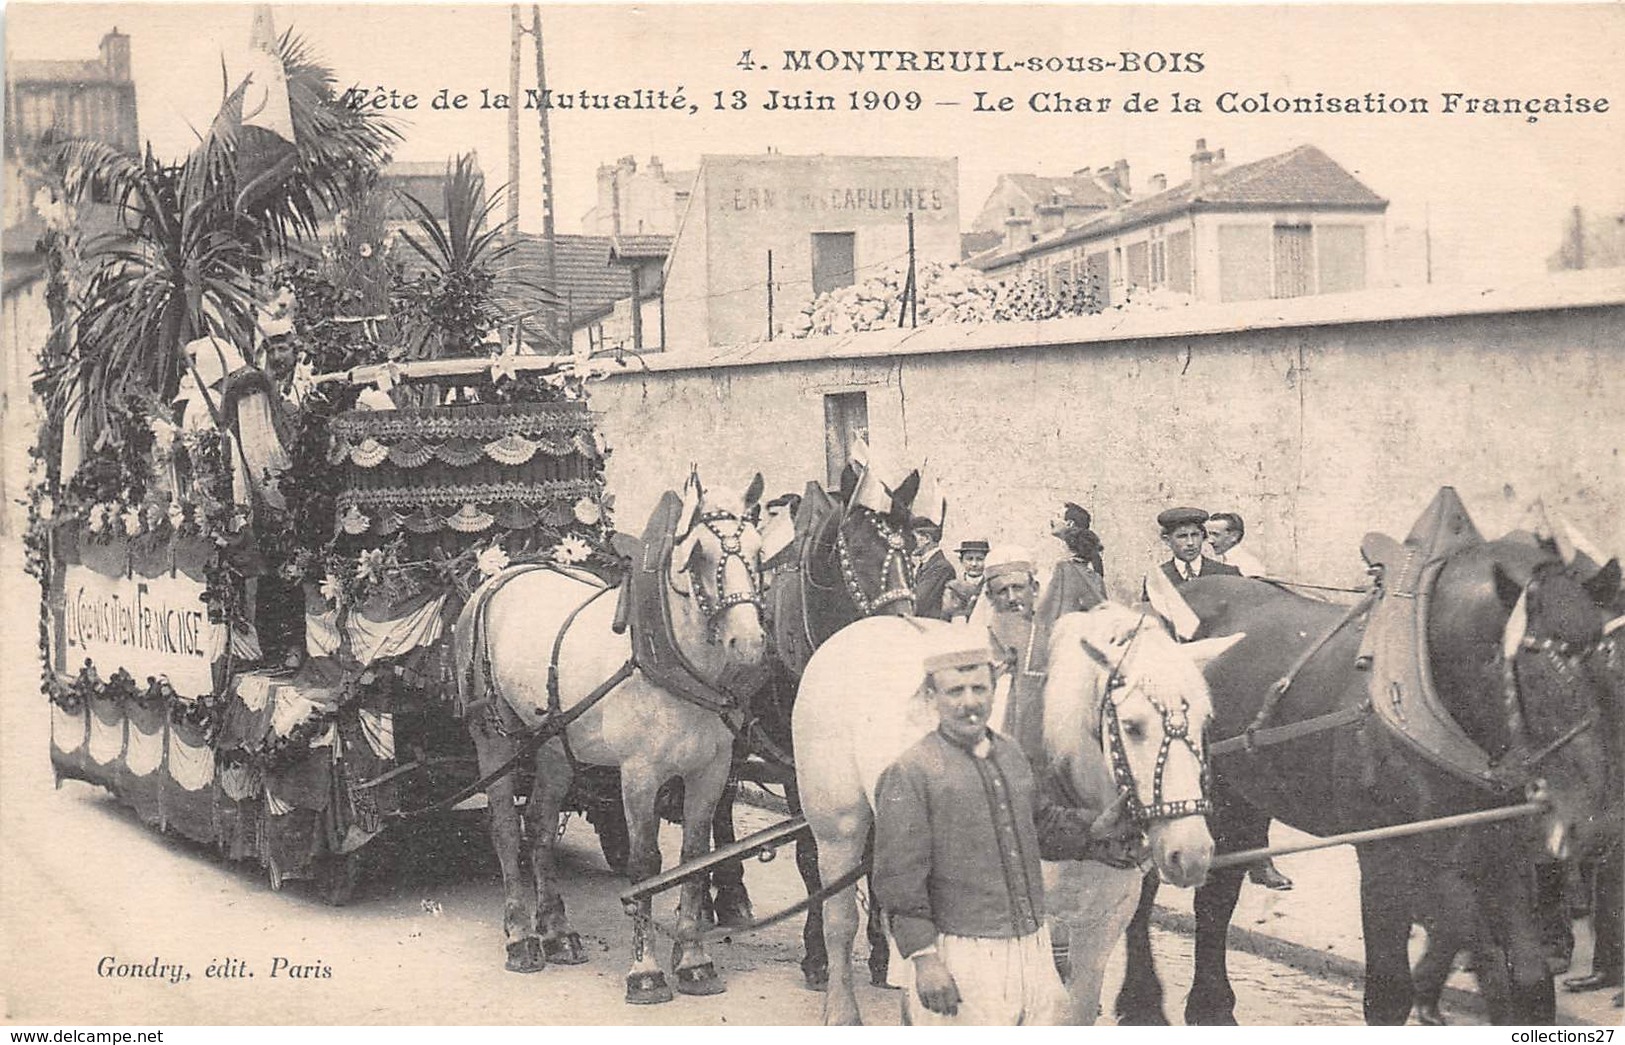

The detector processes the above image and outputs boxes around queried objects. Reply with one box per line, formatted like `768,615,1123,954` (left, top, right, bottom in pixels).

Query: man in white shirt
1206,511,1267,578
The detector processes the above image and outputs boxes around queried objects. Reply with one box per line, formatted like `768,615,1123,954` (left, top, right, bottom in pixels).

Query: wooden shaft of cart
620,814,809,905
1207,800,1548,872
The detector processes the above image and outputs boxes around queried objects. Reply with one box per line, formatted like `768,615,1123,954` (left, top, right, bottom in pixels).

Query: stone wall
590,278,1625,600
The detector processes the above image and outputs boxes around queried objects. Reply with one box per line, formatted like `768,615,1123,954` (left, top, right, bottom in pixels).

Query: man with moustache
872,628,1109,1025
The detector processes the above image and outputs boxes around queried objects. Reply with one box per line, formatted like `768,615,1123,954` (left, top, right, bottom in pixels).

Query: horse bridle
1076,619,1214,825
833,509,916,616
1495,569,1608,778
673,509,765,642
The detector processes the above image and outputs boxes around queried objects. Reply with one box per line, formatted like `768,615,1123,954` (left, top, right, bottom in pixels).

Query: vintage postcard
3,1,1622,1030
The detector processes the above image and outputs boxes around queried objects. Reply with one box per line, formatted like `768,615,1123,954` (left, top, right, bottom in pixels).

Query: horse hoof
1187,1012,1239,1027
712,895,755,929
803,966,829,992
543,933,587,966
626,970,675,1005
505,938,546,974
1414,1003,1446,1026
676,962,726,996
1117,1012,1170,1027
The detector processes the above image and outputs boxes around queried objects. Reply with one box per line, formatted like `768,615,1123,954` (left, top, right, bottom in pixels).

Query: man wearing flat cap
942,539,989,622
1156,506,1241,588
871,629,1109,1025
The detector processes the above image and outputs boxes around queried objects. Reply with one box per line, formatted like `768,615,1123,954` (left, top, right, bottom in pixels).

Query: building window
1166,231,1193,294
1112,246,1124,286
1273,224,1314,298
1125,242,1150,289
1086,252,1111,308
1150,242,1167,287
1317,225,1367,294
824,391,870,490
1218,224,1273,302
811,232,857,297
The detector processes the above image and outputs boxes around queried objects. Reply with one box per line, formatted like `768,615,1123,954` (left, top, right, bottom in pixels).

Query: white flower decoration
319,574,343,605
359,242,374,258
122,507,144,537
572,497,602,526
38,495,55,521
554,535,592,565
150,417,178,457
356,549,386,583
476,544,511,577
88,503,110,534
166,500,185,529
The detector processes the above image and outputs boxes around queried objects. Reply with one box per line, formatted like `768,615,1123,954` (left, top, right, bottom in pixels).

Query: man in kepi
871,629,1114,1025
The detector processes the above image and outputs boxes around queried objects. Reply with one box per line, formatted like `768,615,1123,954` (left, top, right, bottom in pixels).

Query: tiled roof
970,145,1386,270
508,233,660,326
1006,173,1121,210
960,230,1003,259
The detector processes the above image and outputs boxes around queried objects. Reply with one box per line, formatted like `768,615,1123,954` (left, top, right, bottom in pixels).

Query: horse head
1445,537,1623,861
671,469,769,670
1041,604,1242,888
1495,548,1624,858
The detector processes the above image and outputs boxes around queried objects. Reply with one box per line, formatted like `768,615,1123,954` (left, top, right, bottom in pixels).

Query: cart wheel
317,851,364,907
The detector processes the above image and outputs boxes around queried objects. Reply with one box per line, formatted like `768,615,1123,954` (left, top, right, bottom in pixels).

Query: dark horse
1118,519,1620,1026
707,472,924,990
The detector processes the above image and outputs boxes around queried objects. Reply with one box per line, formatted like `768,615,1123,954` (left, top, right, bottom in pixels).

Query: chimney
617,155,637,174
1072,166,1093,179
1112,158,1131,197
1150,172,1168,194
1035,201,1064,235
1190,138,1216,191
100,27,131,81
648,155,663,178
1096,166,1117,192
1004,213,1033,252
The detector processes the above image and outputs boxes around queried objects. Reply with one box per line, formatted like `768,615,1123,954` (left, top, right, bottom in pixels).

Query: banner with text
62,566,214,695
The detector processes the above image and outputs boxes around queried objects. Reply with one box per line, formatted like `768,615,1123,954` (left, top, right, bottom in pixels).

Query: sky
7,2,1624,285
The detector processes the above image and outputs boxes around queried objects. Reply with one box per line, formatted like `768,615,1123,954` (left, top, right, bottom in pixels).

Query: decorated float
24,36,628,900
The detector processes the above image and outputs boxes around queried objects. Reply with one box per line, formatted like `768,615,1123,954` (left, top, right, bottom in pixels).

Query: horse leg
812,820,871,1025
474,726,543,974
864,856,893,988
1186,782,1267,1025
708,774,755,928
1185,867,1246,1024
1486,861,1558,1024
786,781,830,991
1411,926,1458,1026
1355,843,1416,1025
672,752,732,997
620,765,673,1005
531,742,586,965
1115,871,1169,1025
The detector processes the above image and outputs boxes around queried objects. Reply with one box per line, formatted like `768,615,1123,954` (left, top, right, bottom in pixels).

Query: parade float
25,35,624,900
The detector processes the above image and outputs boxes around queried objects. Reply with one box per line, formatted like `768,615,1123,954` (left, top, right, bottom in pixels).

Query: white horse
452,471,768,1003
792,605,1242,1025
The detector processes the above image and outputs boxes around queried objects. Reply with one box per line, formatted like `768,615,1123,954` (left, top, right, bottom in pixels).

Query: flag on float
233,5,299,210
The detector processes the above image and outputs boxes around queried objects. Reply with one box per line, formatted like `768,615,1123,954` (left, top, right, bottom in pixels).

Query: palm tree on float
42,8,398,447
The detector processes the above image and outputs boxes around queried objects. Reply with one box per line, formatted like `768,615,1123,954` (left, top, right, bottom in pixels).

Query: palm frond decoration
42,25,396,448
395,154,558,359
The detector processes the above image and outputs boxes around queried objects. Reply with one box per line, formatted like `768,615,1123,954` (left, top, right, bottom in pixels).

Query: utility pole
767,250,775,340
506,6,521,239
532,5,560,349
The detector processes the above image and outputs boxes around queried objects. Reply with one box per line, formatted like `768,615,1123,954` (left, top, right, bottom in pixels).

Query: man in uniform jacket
910,520,956,620
872,629,1124,1025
